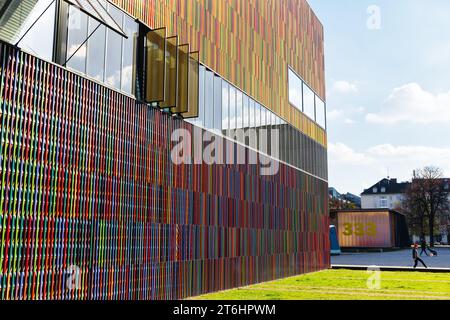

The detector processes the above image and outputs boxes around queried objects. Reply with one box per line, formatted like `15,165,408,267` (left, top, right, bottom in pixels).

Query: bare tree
404,167,450,246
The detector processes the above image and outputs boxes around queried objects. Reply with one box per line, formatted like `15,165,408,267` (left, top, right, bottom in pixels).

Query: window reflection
87,18,106,81
0,0,55,60
67,6,88,73
213,75,222,132
243,95,249,129
288,69,303,111
191,65,327,179
229,86,236,132
204,70,214,129
221,80,229,133
105,4,123,89
121,14,138,94
66,2,137,94
198,65,206,127
236,91,243,130
315,97,326,129
303,83,315,121
288,67,326,129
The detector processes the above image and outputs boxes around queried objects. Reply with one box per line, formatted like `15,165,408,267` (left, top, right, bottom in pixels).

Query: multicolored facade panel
0,44,330,300
110,0,327,146
337,211,393,248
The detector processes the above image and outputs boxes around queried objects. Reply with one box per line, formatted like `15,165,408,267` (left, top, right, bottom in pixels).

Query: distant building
361,177,450,244
329,187,361,208
343,193,362,208
330,209,410,249
361,178,410,210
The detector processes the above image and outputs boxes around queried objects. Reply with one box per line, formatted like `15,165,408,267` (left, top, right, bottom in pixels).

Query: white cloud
344,118,355,124
332,80,359,94
328,142,450,194
328,142,374,165
327,109,343,120
366,83,450,124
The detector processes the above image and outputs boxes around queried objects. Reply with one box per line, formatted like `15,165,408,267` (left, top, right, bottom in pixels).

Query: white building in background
361,177,450,244
361,178,410,210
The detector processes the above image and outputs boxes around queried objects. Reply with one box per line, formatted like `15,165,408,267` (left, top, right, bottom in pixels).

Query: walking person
412,243,428,269
420,237,428,256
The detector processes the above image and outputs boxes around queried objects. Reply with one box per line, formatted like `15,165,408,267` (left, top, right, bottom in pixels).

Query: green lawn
191,269,450,300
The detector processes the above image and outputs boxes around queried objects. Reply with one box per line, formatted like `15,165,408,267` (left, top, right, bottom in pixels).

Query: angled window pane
16,1,55,61
303,83,315,120
145,27,166,102
67,6,88,73
172,43,189,114
183,51,200,119
160,36,178,108
0,0,54,45
104,3,123,89
67,0,126,37
86,17,106,81
121,14,138,94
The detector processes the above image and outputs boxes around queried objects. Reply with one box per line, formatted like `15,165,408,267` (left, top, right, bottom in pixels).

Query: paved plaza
332,248,450,269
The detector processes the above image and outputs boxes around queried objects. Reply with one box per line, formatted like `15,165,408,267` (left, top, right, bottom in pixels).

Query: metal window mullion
119,12,126,90
102,16,107,82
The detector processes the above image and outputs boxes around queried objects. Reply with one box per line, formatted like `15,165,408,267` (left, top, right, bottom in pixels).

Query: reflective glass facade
66,1,138,94
187,67,328,180
289,68,327,130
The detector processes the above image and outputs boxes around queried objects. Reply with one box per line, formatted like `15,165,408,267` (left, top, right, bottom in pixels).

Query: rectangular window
243,94,249,129
121,13,138,94
380,197,388,208
288,68,303,111
86,18,106,81
198,65,206,127
66,2,138,95
229,86,236,131
254,102,261,128
221,81,229,133
315,96,326,129
255,103,261,150
0,0,56,61
104,4,123,89
303,83,316,121
204,70,214,129
213,75,222,133
67,6,88,73
236,90,243,129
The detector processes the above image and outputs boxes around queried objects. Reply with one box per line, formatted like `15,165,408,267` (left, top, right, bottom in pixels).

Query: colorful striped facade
0,0,329,300
111,0,327,146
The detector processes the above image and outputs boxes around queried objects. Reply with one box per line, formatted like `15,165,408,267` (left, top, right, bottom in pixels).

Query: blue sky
308,0,450,195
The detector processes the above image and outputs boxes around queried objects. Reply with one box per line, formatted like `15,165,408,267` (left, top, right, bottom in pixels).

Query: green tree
403,167,449,246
